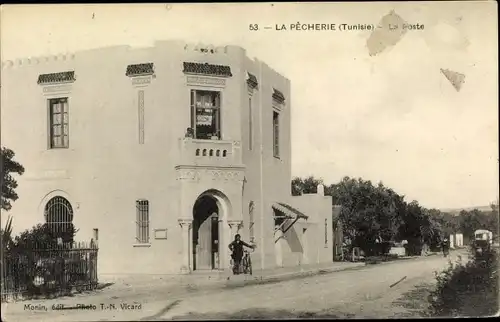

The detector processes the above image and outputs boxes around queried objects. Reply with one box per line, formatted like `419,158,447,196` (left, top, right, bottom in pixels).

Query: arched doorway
44,196,75,244
192,195,220,270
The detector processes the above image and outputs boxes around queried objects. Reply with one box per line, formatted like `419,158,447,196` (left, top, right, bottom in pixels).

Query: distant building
454,233,464,247
1,41,333,275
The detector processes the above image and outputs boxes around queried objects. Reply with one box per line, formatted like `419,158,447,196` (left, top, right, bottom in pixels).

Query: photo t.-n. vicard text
23,303,143,312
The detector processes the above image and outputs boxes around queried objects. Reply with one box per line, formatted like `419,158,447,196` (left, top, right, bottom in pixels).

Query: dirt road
2,250,467,321
160,250,467,320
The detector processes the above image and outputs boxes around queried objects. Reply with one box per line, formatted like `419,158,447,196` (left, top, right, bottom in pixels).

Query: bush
404,240,423,256
428,247,498,317
2,222,93,298
377,241,392,255
365,253,399,264
11,223,77,253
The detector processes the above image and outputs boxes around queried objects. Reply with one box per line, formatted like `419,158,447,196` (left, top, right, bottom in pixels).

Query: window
190,90,221,140
273,111,280,158
48,97,69,149
249,201,255,242
44,196,74,244
138,90,145,144
249,97,253,150
136,200,150,244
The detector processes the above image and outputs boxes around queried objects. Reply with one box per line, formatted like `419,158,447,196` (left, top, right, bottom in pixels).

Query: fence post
1,238,99,301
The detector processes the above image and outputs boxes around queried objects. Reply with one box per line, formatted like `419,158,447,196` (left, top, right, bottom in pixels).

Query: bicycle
241,249,253,275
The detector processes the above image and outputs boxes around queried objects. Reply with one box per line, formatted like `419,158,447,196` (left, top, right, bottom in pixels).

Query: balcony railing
177,138,243,167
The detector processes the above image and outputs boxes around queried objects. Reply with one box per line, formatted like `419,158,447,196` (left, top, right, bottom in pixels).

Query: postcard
1,2,498,320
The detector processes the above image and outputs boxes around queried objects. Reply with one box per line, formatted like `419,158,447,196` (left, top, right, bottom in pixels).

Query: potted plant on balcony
185,127,194,139
211,131,220,140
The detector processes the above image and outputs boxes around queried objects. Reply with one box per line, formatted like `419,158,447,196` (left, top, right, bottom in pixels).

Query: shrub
428,247,498,317
11,223,77,253
2,222,92,298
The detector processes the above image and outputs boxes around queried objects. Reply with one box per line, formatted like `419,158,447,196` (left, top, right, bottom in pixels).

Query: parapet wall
2,40,248,70
181,42,229,54
1,53,77,69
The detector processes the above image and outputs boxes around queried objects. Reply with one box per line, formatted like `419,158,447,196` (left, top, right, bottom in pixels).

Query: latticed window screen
273,111,280,157
44,196,74,243
136,200,150,243
48,98,69,149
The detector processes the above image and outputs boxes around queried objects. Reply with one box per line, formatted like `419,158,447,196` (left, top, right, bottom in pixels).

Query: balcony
177,138,243,167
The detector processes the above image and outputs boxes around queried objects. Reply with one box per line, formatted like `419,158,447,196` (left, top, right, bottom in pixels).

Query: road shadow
223,265,367,290
167,308,354,320
140,300,182,321
391,283,433,318
96,282,115,290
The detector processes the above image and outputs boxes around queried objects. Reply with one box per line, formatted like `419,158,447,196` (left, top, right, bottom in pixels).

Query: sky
1,2,498,209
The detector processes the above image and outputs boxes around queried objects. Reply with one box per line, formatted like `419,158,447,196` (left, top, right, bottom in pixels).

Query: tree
427,209,459,237
455,207,499,244
1,216,14,251
458,209,488,241
490,201,499,213
11,224,71,252
329,177,403,256
291,176,324,196
1,147,25,211
291,175,452,256
487,203,500,240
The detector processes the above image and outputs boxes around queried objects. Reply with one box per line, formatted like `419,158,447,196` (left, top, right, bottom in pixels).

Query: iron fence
1,240,98,301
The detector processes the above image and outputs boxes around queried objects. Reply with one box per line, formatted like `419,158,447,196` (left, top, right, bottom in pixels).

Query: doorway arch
192,189,231,271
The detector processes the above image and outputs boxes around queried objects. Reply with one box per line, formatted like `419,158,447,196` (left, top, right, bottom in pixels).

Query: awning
37,71,76,85
272,202,308,221
126,63,155,77
246,72,258,88
272,88,285,104
183,62,233,77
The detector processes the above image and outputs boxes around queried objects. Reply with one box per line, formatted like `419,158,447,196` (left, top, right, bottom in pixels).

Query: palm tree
1,215,14,289
1,216,13,249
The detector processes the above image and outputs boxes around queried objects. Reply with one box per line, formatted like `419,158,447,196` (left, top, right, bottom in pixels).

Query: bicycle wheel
242,257,248,274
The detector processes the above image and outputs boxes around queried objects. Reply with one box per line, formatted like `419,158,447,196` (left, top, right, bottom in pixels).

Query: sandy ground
2,250,467,321
162,251,467,320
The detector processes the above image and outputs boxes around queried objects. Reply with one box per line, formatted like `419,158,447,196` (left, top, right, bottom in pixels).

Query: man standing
228,234,254,274
442,238,450,257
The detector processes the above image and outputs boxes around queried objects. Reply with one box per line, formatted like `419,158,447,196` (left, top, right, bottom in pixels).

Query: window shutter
190,90,196,137
215,93,221,137
273,111,280,157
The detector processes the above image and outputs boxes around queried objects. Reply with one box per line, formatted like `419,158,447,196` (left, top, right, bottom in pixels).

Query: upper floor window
48,97,69,149
273,111,280,158
190,90,221,140
136,200,150,244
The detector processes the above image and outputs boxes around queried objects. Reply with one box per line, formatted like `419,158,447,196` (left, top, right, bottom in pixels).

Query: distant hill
440,205,495,215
